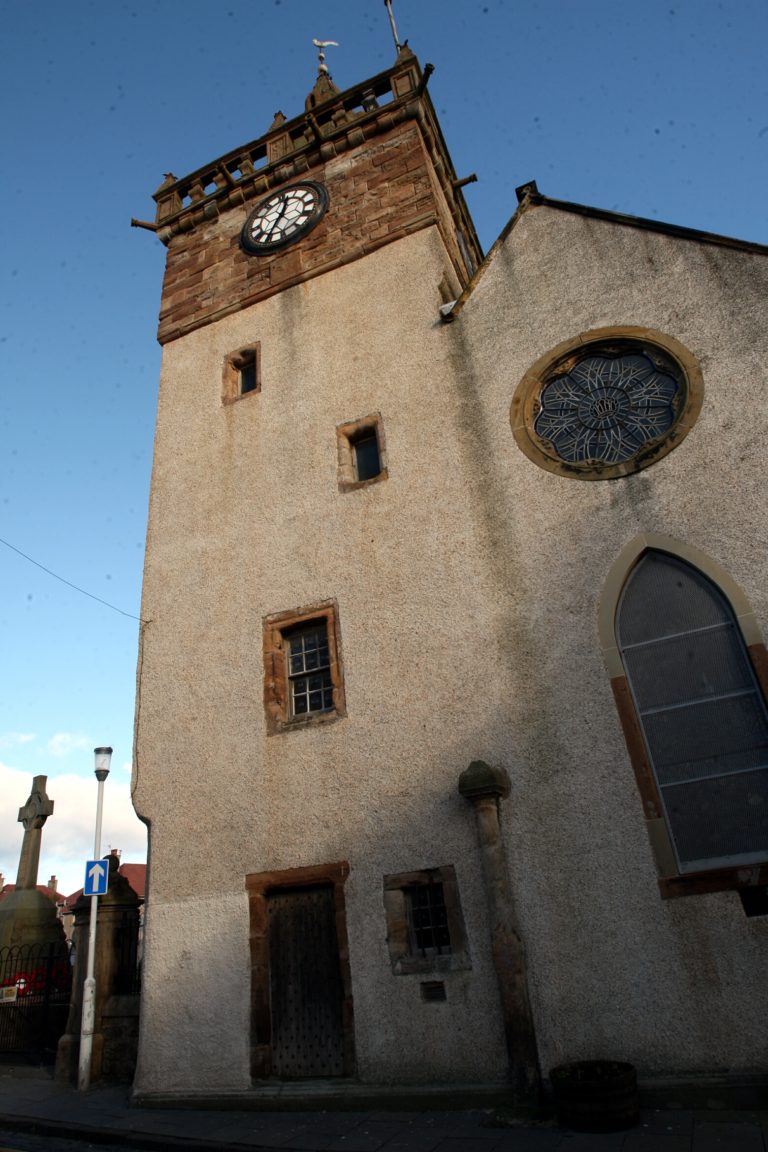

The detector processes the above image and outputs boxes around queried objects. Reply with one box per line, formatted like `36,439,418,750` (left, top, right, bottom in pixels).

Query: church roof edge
443,183,768,323
523,186,768,259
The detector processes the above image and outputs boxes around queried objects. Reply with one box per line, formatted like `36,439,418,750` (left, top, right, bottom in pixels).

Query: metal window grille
406,883,451,955
287,625,334,717
618,551,768,872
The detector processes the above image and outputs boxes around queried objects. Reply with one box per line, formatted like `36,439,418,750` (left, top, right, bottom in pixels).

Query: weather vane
312,38,339,76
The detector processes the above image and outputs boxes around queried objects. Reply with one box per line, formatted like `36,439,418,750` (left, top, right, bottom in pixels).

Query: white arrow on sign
83,859,109,895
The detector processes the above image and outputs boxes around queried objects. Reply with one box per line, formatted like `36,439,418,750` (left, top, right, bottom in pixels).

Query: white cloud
0,733,36,749
0,760,30,885
46,733,91,758
0,761,146,898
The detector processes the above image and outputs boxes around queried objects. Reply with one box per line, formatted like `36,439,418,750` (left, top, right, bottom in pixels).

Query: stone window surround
599,532,768,900
383,865,471,975
222,342,261,404
510,326,704,480
245,861,356,1080
336,412,388,492
262,599,346,735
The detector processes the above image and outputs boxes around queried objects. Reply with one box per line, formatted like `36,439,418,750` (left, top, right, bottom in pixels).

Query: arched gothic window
617,550,768,876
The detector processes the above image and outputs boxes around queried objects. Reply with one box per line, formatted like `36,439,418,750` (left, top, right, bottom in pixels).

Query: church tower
132,47,511,1099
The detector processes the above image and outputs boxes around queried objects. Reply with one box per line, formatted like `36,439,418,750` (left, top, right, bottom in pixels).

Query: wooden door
267,884,345,1078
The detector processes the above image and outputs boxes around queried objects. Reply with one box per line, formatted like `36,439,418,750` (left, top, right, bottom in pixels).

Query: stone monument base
0,889,64,952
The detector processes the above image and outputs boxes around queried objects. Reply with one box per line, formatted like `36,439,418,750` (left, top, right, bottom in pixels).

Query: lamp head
94,746,113,782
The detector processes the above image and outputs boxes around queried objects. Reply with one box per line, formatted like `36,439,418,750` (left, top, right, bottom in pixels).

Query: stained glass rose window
534,350,680,465
511,330,703,480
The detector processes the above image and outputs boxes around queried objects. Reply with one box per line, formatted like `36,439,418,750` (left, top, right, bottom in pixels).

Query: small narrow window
239,356,259,395
337,413,387,491
351,432,381,483
223,344,261,403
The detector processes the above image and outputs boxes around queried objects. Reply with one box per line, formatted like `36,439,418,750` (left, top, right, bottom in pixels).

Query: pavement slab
485,1131,565,1151
638,1112,696,1136
622,1134,691,1152
557,1133,627,1152
376,1135,446,1152
1,1072,768,1152
691,1121,764,1152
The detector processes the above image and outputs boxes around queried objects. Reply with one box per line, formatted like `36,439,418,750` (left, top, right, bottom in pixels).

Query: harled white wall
133,203,768,1099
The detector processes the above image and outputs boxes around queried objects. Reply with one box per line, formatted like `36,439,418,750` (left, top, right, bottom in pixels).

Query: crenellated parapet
138,49,482,344
145,50,479,258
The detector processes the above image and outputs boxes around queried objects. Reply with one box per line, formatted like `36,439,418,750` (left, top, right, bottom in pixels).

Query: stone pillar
55,857,141,1084
458,760,541,1113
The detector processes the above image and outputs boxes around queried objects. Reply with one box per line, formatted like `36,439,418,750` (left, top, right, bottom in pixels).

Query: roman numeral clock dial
240,181,329,254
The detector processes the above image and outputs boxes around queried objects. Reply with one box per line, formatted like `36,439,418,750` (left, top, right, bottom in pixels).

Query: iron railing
0,940,73,1062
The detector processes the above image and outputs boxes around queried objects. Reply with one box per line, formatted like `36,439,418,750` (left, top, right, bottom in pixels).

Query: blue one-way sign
83,859,109,897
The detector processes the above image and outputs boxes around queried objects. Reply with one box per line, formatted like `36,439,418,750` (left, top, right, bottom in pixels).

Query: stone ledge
131,1079,513,1112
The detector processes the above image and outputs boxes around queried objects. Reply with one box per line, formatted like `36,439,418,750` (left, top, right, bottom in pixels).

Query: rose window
534,351,681,465
511,330,701,480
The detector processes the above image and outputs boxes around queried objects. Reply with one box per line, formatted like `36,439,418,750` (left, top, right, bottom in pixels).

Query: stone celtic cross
15,775,54,891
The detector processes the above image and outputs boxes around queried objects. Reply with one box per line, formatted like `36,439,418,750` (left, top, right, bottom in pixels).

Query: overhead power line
0,534,144,622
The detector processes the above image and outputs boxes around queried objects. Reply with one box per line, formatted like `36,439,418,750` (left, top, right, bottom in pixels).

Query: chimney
48,874,58,894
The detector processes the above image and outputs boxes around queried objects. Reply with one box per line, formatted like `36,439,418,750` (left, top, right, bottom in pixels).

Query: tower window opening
351,432,381,482
337,413,387,491
239,357,259,395
223,344,261,403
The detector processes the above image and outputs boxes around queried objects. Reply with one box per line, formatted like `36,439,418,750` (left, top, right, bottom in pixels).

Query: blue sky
1,0,766,896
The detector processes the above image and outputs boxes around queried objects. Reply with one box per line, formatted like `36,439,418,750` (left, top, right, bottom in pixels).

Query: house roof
116,863,146,900
0,883,65,904
62,862,146,909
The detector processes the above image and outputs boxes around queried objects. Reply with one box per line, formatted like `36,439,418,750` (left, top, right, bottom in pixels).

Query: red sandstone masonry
157,122,456,344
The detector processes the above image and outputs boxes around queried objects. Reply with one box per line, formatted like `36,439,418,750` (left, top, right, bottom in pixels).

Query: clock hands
250,195,286,243
271,197,290,238
241,181,328,254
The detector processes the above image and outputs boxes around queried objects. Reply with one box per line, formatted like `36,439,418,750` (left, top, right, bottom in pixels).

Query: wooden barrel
550,1060,639,1132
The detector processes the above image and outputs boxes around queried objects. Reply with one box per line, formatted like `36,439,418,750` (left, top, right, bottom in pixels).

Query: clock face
240,181,329,254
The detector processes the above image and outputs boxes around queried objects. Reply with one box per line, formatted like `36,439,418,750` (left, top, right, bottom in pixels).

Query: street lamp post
77,746,112,1092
